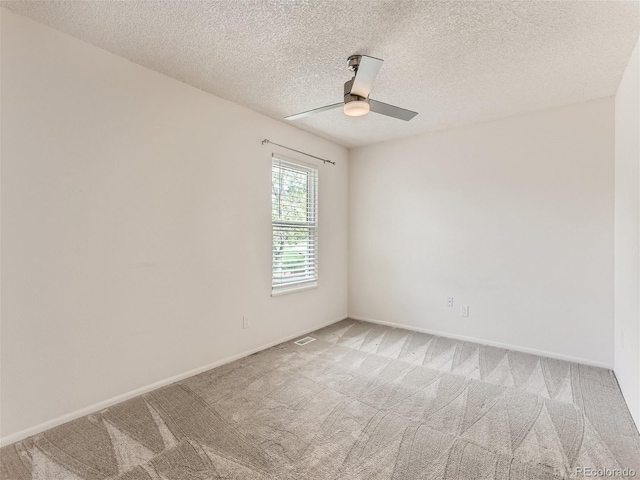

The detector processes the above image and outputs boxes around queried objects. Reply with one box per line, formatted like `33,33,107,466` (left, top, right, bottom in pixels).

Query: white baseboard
349,315,613,370
0,315,347,447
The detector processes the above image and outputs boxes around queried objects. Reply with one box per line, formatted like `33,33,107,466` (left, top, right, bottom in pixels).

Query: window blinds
272,156,318,290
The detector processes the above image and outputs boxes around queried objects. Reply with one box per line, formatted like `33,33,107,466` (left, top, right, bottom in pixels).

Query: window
271,155,318,293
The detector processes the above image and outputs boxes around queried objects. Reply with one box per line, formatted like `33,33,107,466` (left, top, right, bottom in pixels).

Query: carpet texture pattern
2,319,639,479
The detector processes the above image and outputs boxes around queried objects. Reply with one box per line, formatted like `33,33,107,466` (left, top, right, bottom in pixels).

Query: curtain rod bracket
262,139,336,165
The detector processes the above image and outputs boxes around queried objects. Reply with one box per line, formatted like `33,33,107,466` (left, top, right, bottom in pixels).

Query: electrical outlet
447,297,454,307
243,315,249,329
460,305,469,317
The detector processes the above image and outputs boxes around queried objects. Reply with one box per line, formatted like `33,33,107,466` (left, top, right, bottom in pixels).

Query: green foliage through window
272,156,318,289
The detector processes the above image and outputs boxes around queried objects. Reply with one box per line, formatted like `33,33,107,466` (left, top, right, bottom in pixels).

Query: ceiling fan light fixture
343,100,370,117
284,55,417,122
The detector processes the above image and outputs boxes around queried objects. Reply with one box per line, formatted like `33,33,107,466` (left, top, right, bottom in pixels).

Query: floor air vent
294,336,316,346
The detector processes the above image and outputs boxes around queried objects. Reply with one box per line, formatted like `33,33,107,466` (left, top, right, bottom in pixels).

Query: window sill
271,282,318,297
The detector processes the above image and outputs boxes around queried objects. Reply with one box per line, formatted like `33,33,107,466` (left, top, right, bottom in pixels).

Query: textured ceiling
3,1,639,148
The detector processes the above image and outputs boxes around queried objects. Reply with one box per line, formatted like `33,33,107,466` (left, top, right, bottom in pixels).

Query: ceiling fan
284,55,418,122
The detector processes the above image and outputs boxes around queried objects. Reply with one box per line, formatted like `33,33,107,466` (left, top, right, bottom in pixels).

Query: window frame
271,154,319,296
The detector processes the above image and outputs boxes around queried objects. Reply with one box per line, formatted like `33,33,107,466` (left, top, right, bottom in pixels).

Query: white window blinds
272,156,318,291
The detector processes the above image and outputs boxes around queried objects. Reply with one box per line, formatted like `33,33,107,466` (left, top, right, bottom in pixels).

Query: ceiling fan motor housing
344,78,368,104
343,77,370,117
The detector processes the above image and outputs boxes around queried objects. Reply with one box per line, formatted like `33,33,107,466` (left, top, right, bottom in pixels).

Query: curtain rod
262,139,336,165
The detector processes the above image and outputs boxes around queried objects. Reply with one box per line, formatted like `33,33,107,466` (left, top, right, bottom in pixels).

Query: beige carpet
2,319,639,480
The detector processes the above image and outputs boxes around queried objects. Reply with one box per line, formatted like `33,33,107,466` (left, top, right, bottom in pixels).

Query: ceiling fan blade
351,55,384,98
284,103,343,120
369,99,418,121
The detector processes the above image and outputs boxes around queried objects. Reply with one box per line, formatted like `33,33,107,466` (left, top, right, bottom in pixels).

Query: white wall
614,37,640,427
349,99,615,367
0,9,348,442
